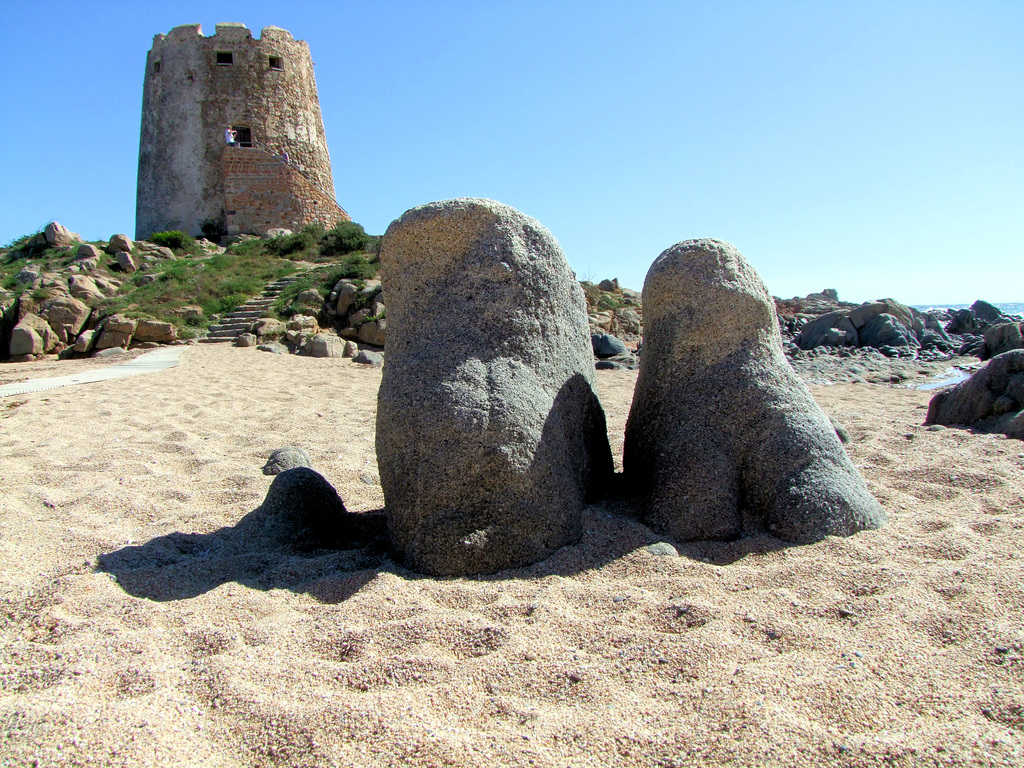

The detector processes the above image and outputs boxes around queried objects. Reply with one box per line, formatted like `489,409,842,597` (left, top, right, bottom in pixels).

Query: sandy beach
2,344,1022,767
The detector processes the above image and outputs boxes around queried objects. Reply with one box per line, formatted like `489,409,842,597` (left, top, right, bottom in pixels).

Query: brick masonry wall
222,147,350,236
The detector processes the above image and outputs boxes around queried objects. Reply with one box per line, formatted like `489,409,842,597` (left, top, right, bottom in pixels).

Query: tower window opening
153,61,161,74
232,126,253,148
216,51,234,65
268,56,284,71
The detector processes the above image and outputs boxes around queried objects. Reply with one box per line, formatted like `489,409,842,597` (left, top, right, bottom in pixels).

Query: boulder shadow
97,501,390,603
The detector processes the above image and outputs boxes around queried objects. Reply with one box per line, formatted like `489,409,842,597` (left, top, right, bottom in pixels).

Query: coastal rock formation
376,198,613,576
623,239,886,543
925,350,1024,440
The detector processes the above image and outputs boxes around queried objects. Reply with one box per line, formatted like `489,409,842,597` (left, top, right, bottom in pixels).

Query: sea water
911,302,1024,317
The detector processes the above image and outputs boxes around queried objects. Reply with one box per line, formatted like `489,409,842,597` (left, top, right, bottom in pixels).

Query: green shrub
320,221,372,256
150,230,197,251
266,224,323,258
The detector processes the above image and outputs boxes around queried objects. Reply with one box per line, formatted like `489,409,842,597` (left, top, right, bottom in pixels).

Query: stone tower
136,22,349,240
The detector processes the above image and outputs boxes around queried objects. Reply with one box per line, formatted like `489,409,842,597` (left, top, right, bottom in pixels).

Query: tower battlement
136,23,348,240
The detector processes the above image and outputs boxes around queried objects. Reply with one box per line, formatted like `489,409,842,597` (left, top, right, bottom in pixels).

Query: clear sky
1,1,1020,303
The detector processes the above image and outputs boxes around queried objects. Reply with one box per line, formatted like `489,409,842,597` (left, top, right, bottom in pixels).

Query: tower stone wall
136,23,346,240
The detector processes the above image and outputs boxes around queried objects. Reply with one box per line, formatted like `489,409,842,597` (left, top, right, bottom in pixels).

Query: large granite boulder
10,313,58,356
40,295,91,343
925,350,1024,439
623,239,886,543
376,198,613,576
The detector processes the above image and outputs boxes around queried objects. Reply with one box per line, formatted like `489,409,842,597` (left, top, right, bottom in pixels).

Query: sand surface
2,345,1022,767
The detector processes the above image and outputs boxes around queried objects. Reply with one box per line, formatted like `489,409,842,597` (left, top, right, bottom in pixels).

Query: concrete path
0,347,185,398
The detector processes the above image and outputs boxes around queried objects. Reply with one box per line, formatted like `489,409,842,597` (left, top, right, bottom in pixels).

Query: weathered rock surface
262,447,313,475
353,349,383,366
252,318,285,338
95,314,137,350
114,251,139,273
68,275,106,302
10,313,58,357
983,322,1024,358
925,350,1024,440
623,239,886,544
39,295,91,344
107,234,134,253
76,243,103,261
133,319,177,343
376,198,613,576
44,221,79,248
304,333,346,358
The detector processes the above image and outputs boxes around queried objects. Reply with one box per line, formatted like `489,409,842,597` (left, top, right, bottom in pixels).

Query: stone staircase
200,273,306,343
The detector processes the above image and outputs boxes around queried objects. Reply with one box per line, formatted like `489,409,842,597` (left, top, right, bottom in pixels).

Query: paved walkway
0,347,185,398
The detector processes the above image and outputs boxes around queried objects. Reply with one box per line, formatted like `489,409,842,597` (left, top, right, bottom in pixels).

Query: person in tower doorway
224,126,237,146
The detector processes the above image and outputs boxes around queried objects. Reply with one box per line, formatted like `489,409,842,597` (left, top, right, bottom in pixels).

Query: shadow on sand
97,489,792,604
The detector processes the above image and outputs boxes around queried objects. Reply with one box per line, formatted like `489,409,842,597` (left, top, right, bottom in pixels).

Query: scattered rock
262,447,313,475
357,319,386,347
234,333,257,347
74,329,97,353
257,342,288,355
376,198,613,576
255,467,355,550
623,239,887,543
44,221,79,247
76,243,103,260
107,234,134,253
925,350,1024,440
352,349,383,366
984,322,1024,359
304,333,346,358
646,542,679,557
114,251,139,273
252,318,285,338
591,333,628,359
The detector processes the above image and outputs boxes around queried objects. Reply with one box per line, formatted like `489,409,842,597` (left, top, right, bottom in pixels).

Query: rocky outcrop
376,198,613,576
623,239,886,544
322,279,386,348
925,350,1024,440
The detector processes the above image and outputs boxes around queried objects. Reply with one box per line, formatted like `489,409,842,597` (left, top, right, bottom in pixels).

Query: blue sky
1,1,1020,303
